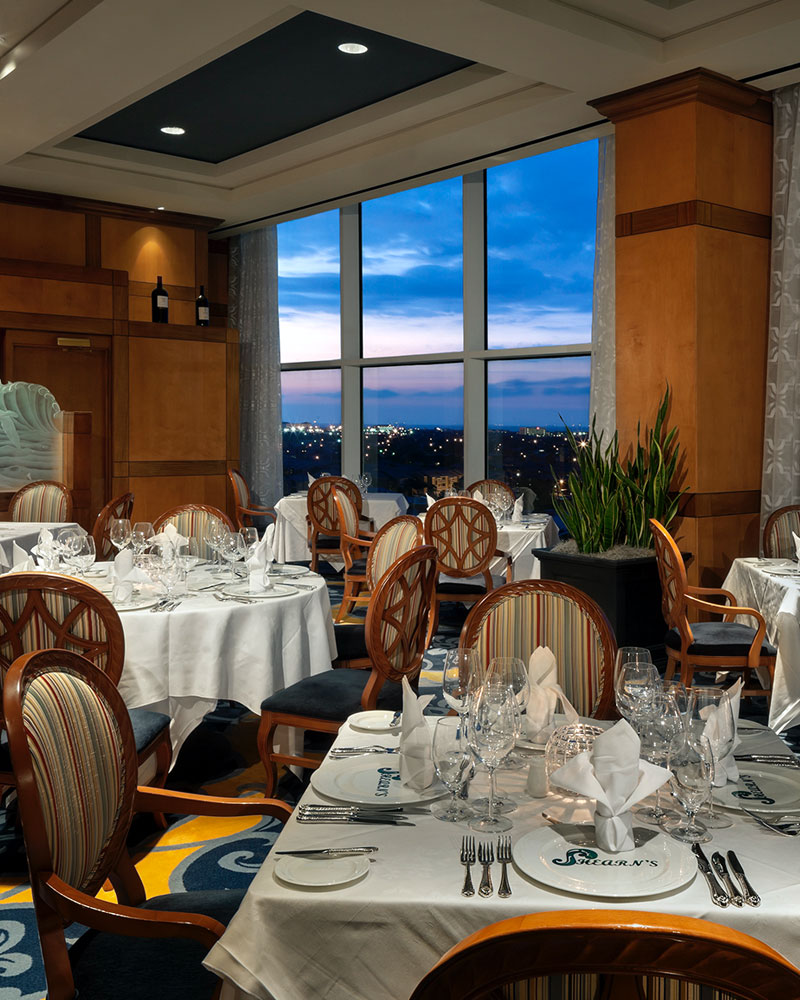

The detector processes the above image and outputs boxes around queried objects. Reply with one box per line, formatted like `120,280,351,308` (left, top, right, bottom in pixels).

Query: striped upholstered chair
227,468,276,531
258,545,437,795
92,491,135,560
153,503,234,561
0,573,171,809
3,648,291,1000
763,505,800,559
332,485,376,622
460,580,617,719
9,480,73,522
306,476,371,571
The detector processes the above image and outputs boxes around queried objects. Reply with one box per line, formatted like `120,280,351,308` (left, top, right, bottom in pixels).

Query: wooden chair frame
410,909,800,1000
0,573,171,812
460,579,617,720
227,468,276,531
763,504,800,559
332,486,377,622
306,476,371,572
92,492,134,560
9,480,73,522
465,479,515,504
4,648,292,1000
257,545,437,795
153,503,234,533
650,518,775,698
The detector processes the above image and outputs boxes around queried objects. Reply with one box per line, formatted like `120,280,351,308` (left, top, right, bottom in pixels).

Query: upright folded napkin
550,719,669,852
511,495,524,522
793,530,800,563
150,522,189,554
244,525,275,593
702,679,742,786
525,646,579,744
307,472,317,487
399,676,435,790
112,549,152,604
31,528,57,567
2,542,35,574
425,493,436,509
473,490,484,504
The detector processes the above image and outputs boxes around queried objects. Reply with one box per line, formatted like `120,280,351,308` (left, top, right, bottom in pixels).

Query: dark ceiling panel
78,12,473,163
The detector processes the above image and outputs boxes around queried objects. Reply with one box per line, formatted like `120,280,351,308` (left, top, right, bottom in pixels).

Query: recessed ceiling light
160,126,185,135
156,206,165,211
338,42,367,55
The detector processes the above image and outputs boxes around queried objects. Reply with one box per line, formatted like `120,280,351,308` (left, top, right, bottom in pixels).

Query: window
280,369,341,493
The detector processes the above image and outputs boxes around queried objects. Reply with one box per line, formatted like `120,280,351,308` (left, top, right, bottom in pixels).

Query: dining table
273,492,408,564
722,556,800,733
205,716,800,1000
0,521,80,569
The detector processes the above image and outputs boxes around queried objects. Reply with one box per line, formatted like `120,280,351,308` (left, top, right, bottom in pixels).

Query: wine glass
69,535,96,576
131,522,154,562
442,648,482,727
466,682,516,833
686,687,736,830
220,531,246,581
241,527,259,552
361,472,372,494
109,518,132,555
614,646,652,686
663,732,713,844
431,717,473,823
176,538,200,575
499,489,514,523
487,656,529,771
663,679,689,718
205,520,227,572
615,662,661,731
637,692,684,824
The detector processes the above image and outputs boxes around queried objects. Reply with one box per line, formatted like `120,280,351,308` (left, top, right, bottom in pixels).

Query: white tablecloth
493,516,559,580
0,521,80,569
206,720,800,1000
273,493,408,563
723,557,800,733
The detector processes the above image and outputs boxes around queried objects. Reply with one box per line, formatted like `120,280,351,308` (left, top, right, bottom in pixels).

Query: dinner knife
726,851,761,907
691,843,730,907
710,852,743,906
297,816,415,825
274,847,379,857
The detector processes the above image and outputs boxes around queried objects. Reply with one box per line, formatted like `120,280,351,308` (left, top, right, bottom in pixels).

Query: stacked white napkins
112,550,153,604
151,522,189,555
398,676,435,790
525,646,579,743
703,679,742,786
550,720,669,853
511,495,524,522
2,542,35,574
244,524,275,593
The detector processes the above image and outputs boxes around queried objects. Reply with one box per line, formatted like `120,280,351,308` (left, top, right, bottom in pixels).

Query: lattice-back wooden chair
410,909,800,1000
0,574,171,807
460,579,616,719
3,648,292,1000
258,545,437,795
650,518,776,699
228,468,276,532
332,485,376,622
9,480,73,522
763,504,800,559
424,497,511,637
465,479,515,504
306,476,371,571
92,492,135,560
153,503,234,561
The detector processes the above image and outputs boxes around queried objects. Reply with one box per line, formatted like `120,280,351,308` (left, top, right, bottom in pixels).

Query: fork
478,841,494,897
743,808,800,836
497,836,512,898
460,835,475,897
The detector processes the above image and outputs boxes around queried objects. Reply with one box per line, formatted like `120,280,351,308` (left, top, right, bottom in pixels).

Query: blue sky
278,138,597,428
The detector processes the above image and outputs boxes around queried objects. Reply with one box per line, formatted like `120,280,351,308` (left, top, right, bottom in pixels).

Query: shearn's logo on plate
732,774,776,806
552,848,658,868
374,767,402,797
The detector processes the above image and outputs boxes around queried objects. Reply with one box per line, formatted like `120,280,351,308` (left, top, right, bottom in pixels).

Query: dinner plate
713,766,800,813
112,597,159,613
269,564,311,577
310,754,446,806
273,854,369,889
513,826,695,899
347,710,401,733
515,737,546,752
221,583,298,599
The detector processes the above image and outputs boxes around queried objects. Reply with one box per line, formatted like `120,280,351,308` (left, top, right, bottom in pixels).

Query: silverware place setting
458,837,512,898
273,846,379,858
734,753,800,769
296,804,417,826
329,745,399,758
150,597,182,613
743,808,800,836
691,843,760,906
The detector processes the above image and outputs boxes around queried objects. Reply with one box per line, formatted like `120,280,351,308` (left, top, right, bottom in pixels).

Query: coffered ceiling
0,0,798,233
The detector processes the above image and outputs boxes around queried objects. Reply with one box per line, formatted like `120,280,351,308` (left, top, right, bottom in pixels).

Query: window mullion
463,171,487,486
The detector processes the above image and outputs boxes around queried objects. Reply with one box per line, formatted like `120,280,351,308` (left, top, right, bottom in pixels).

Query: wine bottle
151,276,169,323
196,285,210,327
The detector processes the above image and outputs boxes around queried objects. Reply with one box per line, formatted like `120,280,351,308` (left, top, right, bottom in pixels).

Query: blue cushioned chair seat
665,622,777,658
316,534,339,549
261,668,403,720
129,707,170,753
437,581,487,596
70,889,245,1000
334,624,368,661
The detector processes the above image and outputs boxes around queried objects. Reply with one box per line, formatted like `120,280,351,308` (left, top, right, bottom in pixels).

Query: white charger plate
269,564,311,577
513,826,695,899
113,597,159,613
221,583,298,599
311,754,445,806
273,855,369,889
713,766,800,813
348,710,401,733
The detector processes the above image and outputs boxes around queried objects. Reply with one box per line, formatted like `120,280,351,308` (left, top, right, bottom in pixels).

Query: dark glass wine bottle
195,285,210,327
151,276,169,323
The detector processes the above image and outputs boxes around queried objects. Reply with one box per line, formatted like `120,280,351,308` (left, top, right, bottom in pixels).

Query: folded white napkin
793,530,800,562
150,522,189,553
307,472,316,487
550,720,669,853
473,489,484,504
112,549,152,603
399,677,435,790
244,524,275,593
2,542,35,574
703,679,742,786
425,493,435,509
525,646,579,744
511,495,524,523
31,527,56,566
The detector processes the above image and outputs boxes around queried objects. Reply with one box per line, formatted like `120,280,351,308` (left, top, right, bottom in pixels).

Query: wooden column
591,69,773,585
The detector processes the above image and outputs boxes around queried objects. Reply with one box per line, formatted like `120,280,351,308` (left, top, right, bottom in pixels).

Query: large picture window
280,369,341,493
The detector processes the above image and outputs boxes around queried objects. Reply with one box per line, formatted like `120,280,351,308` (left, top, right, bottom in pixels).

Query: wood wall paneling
128,474,228,525
695,104,772,217
0,203,86,266
0,274,113,318
100,218,197,286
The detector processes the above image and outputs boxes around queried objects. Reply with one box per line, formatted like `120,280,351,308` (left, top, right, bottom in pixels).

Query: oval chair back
763,505,800,559
367,515,424,590
465,479,515,504
153,504,234,561
460,580,616,719
10,480,73,522
424,497,498,580
331,485,361,560
228,468,249,510
92,492,135,560
307,476,362,536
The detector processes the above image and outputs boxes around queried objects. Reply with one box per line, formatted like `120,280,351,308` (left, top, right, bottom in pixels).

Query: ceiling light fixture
156,206,165,211
338,42,367,55
160,126,185,135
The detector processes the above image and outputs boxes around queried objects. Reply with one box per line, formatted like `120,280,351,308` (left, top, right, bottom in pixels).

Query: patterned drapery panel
589,135,615,445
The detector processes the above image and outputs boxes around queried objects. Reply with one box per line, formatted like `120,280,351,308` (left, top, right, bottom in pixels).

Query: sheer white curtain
228,227,284,507
589,134,616,443
762,83,800,534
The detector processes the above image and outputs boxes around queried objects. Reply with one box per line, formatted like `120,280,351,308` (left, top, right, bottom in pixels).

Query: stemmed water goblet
685,687,736,829
487,656,529,770
220,531,247,581
431,717,473,823
498,489,514,523
613,646,652,686
241,527,259,553
205,520,227,573
442,648,482,727
68,534,96,576
131,522,154,564
466,682,517,833
615,661,661,733
109,518,132,555
663,731,713,844
637,691,684,825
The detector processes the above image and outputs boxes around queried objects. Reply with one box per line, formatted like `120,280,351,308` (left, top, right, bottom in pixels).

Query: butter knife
273,847,378,857
691,843,730,907
727,850,761,907
711,852,743,906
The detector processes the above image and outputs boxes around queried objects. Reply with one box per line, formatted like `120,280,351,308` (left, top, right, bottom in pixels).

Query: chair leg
337,578,356,622
428,598,441,642
151,737,173,830
257,711,282,798
664,656,677,683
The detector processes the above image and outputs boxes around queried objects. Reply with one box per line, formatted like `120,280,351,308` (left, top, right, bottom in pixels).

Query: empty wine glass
431,717,473,823
442,648,482,727
498,489,514,523
663,678,689,718
69,535,96,576
241,527,259,552
663,732,713,844
467,682,516,833
487,656,529,770
615,661,661,731
176,537,200,575
686,687,736,830
206,520,227,572
109,518,132,555
614,646,652,686
361,472,372,494
637,692,684,824
131,522,154,562
220,531,246,581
